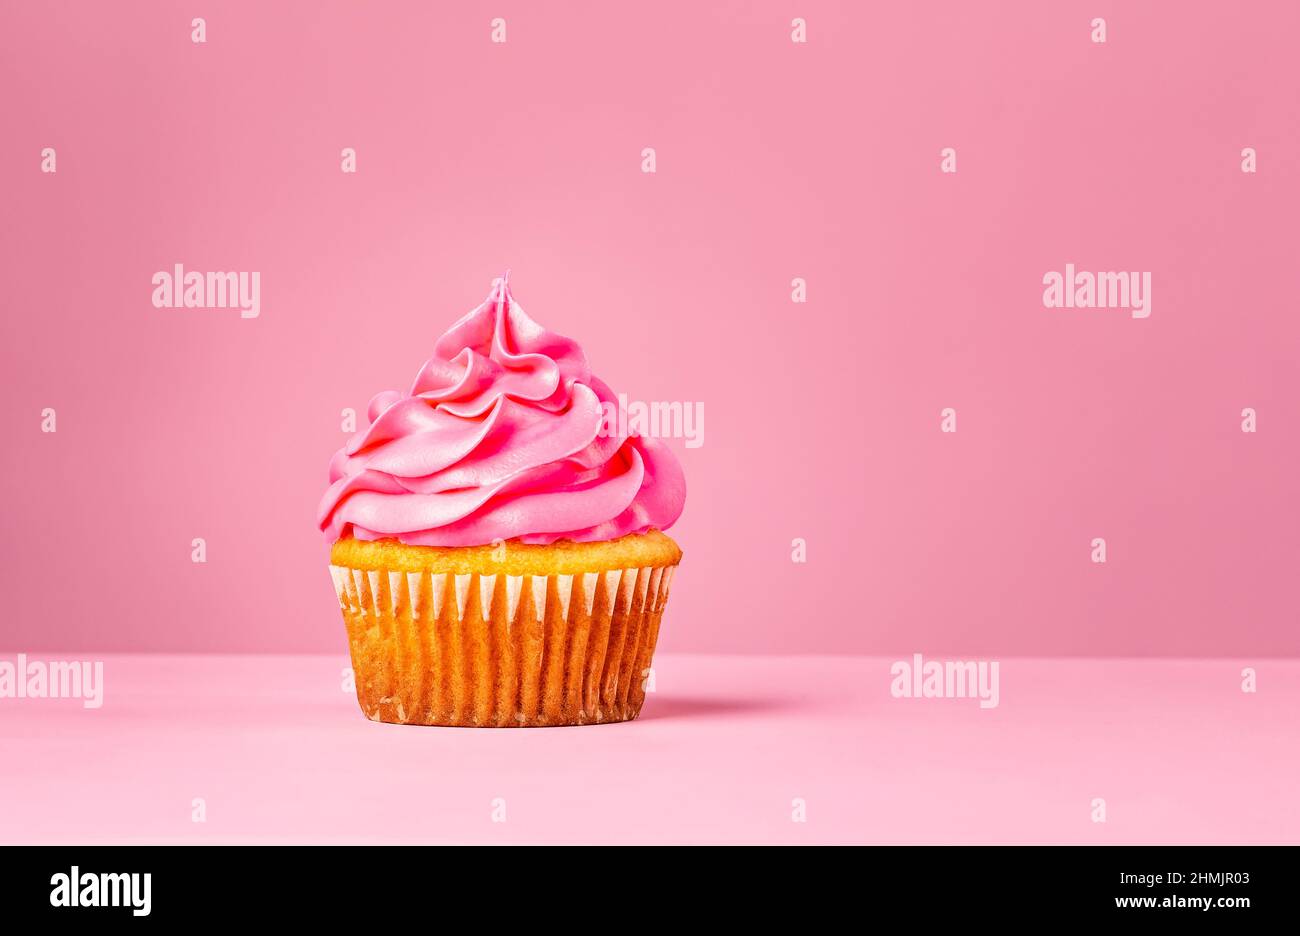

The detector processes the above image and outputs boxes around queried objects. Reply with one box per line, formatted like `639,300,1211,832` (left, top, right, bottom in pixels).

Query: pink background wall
3,1,1297,656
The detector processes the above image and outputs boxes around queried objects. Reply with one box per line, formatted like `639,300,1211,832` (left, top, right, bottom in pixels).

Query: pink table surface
1,654,1296,845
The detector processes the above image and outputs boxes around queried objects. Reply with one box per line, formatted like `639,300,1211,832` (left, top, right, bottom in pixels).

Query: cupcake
317,274,685,726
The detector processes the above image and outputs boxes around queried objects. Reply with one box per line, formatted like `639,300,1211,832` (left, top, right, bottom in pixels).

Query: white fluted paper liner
329,563,678,727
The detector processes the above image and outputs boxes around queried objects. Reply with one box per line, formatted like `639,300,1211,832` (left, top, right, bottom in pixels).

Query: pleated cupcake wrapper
329,564,677,727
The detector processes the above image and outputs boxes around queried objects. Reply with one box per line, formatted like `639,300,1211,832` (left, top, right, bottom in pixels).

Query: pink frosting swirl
317,276,686,547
